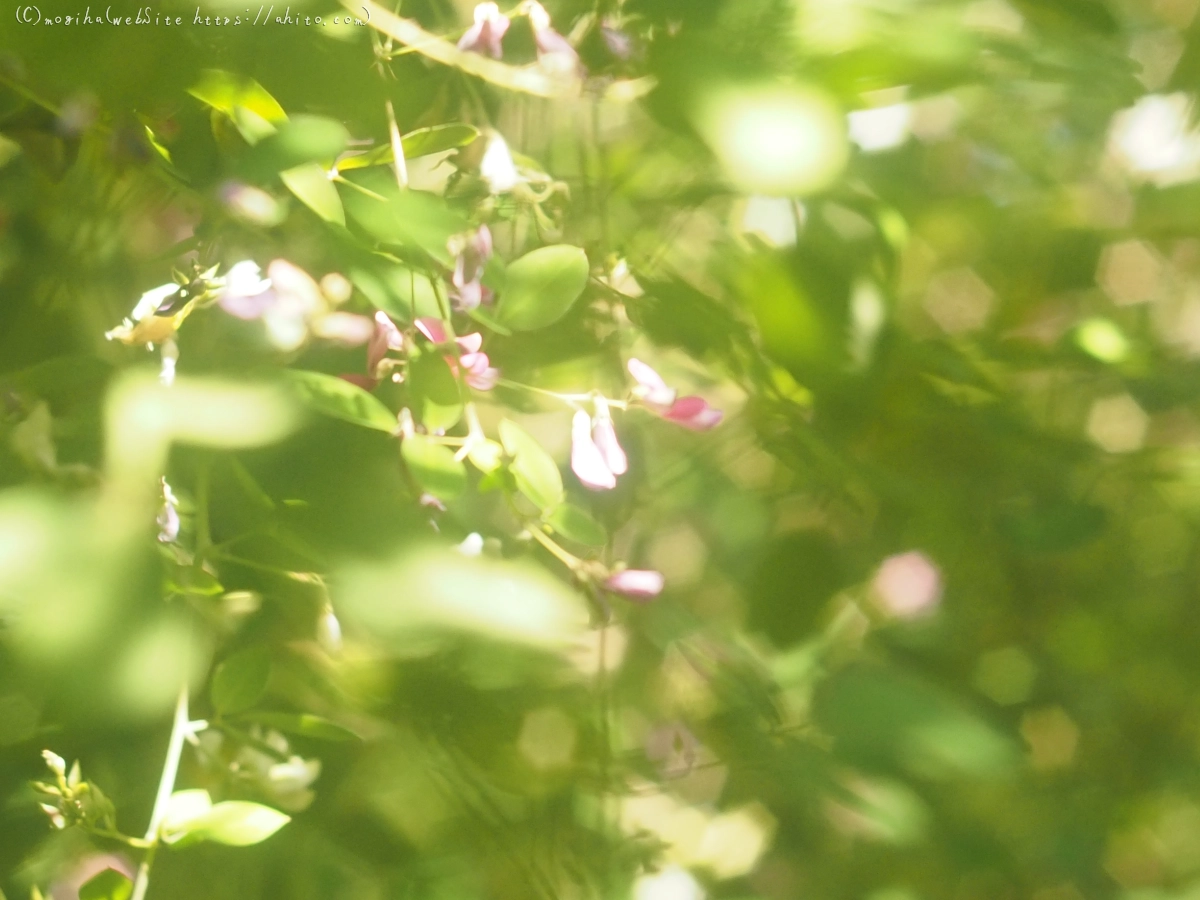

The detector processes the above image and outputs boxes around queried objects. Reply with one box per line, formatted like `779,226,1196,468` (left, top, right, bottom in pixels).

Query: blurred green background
3,0,1200,898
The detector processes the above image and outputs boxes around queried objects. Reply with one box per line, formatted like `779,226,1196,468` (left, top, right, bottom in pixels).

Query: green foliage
1,0,1200,898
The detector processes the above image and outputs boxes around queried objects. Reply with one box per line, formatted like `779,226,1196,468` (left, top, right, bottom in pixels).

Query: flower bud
604,568,665,601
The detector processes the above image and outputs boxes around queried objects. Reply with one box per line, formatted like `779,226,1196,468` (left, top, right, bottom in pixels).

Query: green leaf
286,370,397,432
245,712,359,742
78,870,132,900
211,647,271,715
408,351,463,432
545,504,607,546
167,799,291,847
248,115,350,173
499,420,564,510
467,305,513,336
342,176,466,262
337,124,480,171
402,434,467,500
188,70,286,144
495,246,590,331
167,566,224,597
281,163,345,225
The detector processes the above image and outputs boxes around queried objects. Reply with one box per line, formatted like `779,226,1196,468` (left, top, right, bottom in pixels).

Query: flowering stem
130,681,190,900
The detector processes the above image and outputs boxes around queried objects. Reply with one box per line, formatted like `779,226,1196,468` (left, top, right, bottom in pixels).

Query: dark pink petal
592,415,628,476
604,569,665,601
627,358,677,409
415,317,449,344
571,410,616,491
663,396,723,430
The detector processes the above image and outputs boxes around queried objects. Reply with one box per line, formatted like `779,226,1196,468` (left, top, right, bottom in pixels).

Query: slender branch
130,681,190,900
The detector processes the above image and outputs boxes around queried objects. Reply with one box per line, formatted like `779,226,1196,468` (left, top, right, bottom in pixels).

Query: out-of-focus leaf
545,503,607,546
500,419,564,510
78,869,132,900
337,545,589,652
245,712,359,741
401,433,467,500
285,370,397,432
248,115,350,173
343,177,466,262
495,246,590,331
211,646,271,715
814,665,1017,778
281,163,345,225
188,69,286,143
408,351,463,432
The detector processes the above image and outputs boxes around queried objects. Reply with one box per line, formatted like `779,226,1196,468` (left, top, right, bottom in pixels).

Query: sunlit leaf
281,162,345,225
401,433,467,500
285,370,397,432
495,246,590,331
499,420,564,510
164,793,290,847
408,351,463,432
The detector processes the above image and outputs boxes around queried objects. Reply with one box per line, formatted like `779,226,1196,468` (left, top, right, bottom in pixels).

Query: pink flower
662,396,723,431
414,318,499,391
526,0,582,73
572,410,617,490
450,224,494,311
627,359,723,429
458,2,510,58
871,551,942,619
591,398,627,476
604,568,665,601
627,358,678,410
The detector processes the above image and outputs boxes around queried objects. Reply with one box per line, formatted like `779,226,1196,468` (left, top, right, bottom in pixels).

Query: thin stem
496,379,628,409
332,174,389,202
526,525,583,572
86,827,153,850
130,681,190,900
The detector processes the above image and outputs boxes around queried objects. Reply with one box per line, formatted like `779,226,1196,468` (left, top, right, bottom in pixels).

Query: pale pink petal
663,396,723,430
219,289,277,320
457,2,510,58
456,332,483,354
415,317,449,344
592,416,627,476
872,551,942,619
466,366,500,391
369,312,404,374
627,358,677,409
267,259,323,315
571,410,617,490
604,569,664,601
311,312,375,346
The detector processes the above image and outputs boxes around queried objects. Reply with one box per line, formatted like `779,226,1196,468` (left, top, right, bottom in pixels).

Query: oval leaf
178,801,291,847
337,124,481,171
545,503,608,546
281,162,345,225
496,245,590,331
211,646,271,715
286,370,397,432
402,434,467,500
499,420,564,511
408,351,463,432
